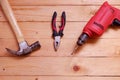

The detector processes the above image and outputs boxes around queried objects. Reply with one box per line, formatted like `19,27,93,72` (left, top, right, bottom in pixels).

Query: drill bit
71,45,79,55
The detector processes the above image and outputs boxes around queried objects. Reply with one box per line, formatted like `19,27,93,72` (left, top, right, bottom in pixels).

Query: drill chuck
77,33,89,46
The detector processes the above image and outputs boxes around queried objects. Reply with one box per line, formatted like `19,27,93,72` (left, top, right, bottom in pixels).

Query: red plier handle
52,11,66,38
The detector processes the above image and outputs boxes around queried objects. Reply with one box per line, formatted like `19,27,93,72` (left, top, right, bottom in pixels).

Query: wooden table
1,0,120,80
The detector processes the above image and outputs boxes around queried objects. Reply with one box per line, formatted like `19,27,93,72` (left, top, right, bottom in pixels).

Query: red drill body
84,2,120,37
72,1,120,54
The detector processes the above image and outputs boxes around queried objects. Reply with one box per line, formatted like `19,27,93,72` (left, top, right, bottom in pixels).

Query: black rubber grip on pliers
52,11,58,37
59,11,66,37
51,11,66,37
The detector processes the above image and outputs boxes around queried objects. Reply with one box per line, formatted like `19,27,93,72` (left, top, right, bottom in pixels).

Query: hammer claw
6,48,21,56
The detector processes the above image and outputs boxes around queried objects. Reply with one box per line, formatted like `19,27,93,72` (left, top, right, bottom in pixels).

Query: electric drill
72,1,120,55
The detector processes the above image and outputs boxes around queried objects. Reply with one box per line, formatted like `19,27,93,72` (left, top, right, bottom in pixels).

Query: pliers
51,11,66,51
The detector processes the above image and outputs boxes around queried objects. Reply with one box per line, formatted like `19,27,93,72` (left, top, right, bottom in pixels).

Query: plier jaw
54,36,61,51
51,11,66,51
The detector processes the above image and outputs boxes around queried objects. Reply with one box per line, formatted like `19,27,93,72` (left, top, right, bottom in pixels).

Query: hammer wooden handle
0,0,25,43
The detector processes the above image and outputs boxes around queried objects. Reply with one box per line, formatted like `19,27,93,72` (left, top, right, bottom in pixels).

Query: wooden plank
1,22,120,39
9,0,120,6
0,22,81,39
1,38,120,57
0,6,98,21
0,57,120,75
0,6,120,21
1,76,120,80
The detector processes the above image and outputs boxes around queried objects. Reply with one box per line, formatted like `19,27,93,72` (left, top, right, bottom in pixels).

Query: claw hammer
0,0,41,56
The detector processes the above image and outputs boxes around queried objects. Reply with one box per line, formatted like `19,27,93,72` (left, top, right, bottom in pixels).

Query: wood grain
0,6,120,21
1,22,120,39
8,0,120,6
1,76,120,80
0,6,98,21
0,57,120,75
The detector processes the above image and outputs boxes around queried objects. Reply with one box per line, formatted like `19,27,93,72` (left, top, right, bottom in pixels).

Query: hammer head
6,41,41,56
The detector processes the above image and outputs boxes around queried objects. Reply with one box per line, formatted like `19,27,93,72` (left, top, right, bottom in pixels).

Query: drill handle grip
112,7,120,26
112,19,120,26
